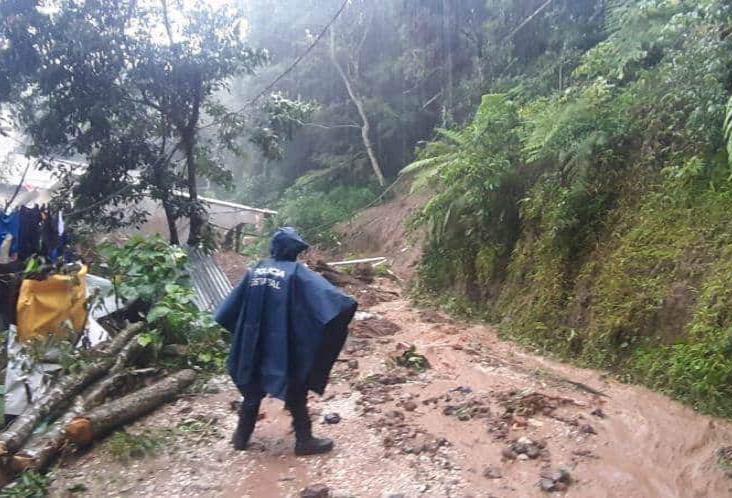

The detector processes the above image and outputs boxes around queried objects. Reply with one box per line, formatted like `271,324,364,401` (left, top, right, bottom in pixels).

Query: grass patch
105,430,164,464
0,471,51,498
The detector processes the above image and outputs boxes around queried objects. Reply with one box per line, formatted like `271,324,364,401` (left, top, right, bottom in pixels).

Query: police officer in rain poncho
215,227,357,455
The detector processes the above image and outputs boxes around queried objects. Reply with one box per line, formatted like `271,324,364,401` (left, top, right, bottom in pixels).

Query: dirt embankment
335,189,429,281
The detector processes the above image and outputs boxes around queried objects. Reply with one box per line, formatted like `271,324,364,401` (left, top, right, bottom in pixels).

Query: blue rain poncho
215,228,357,400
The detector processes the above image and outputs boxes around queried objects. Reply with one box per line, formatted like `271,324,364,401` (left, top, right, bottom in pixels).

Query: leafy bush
100,236,227,372
100,235,189,305
147,284,228,372
405,94,523,293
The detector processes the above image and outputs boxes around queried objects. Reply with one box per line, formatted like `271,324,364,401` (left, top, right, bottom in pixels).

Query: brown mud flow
49,278,732,497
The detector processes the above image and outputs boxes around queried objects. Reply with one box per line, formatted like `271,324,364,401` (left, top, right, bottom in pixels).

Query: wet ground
49,279,732,497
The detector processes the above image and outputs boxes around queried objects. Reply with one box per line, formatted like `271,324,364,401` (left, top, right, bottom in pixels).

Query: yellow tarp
16,266,88,343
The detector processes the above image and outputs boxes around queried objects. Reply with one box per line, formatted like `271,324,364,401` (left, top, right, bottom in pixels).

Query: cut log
11,368,159,473
65,369,196,446
0,323,144,457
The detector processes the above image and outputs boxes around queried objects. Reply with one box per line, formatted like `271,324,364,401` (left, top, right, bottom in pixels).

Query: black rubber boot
291,400,334,456
232,405,259,451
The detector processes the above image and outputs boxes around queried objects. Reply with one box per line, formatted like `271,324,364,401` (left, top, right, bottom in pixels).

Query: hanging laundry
18,205,41,261
40,206,61,259
0,234,12,262
0,210,20,255
51,210,67,261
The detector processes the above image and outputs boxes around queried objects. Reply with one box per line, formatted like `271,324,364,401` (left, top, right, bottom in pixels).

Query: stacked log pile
0,323,196,479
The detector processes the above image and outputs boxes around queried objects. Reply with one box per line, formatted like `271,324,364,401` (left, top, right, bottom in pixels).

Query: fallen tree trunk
11,368,159,473
311,260,362,288
65,369,196,446
0,323,144,457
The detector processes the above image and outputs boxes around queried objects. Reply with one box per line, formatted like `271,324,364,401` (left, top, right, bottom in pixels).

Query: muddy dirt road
50,279,732,497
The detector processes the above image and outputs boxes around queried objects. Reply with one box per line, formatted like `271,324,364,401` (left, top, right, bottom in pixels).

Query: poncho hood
270,227,309,261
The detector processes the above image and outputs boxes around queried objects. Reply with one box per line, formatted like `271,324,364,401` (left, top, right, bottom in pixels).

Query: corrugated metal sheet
188,248,233,312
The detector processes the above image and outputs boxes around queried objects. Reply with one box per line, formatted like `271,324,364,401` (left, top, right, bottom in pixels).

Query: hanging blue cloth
0,210,20,255
215,227,357,400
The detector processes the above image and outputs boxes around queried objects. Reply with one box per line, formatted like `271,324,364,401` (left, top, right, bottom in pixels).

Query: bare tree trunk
0,324,144,457
182,76,205,246
329,27,385,187
442,0,454,123
163,199,180,245
183,133,205,246
11,368,158,473
65,370,196,446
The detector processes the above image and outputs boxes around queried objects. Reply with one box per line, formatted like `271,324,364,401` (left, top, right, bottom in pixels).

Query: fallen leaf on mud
391,345,430,372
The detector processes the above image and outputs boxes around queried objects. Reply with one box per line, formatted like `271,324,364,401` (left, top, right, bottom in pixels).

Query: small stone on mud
580,423,597,435
572,449,596,459
539,467,572,492
590,408,606,418
517,453,530,461
526,445,541,459
386,410,405,420
324,413,341,424
501,447,517,460
483,466,503,479
402,400,418,412
301,484,331,498
348,359,359,370
539,478,556,492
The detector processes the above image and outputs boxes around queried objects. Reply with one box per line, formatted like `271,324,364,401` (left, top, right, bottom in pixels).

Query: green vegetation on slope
409,1,732,416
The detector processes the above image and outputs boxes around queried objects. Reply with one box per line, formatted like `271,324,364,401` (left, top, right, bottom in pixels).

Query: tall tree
0,0,301,244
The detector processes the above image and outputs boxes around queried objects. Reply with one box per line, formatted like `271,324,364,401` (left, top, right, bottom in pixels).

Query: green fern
407,94,520,261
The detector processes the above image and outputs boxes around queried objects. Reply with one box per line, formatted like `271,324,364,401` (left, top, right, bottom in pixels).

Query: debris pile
421,387,491,422
2,323,196,476
309,259,399,308
501,436,549,462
